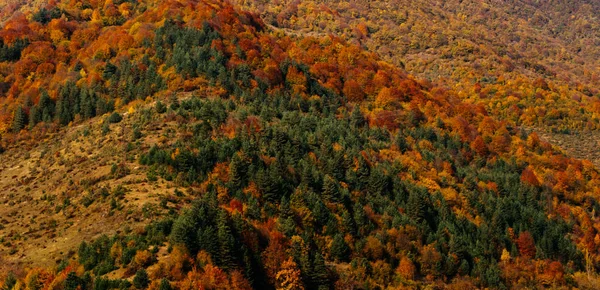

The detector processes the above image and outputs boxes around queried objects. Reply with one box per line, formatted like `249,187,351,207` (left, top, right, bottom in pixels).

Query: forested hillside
236,0,600,132
1,0,600,289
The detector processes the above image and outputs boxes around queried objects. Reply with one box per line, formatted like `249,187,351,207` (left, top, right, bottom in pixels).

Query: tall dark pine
322,175,339,202
217,210,236,270
12,106,26,133
350,106,366,128
229,153,247,188
356,155,370,190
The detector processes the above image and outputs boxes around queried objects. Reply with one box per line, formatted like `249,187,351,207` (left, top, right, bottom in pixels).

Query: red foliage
521,166,540,187
470,136,488,156
517,231,536,258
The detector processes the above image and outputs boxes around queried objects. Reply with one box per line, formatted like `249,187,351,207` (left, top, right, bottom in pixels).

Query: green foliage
107,112,123,124
2,273,16,290
0,39,29,62
331,234,350,262
35,10,590,290
158,279,172,290
94,277,131,290
32,7,62,24
65,272,81,290
110,163,130,179
155,100,166,114
133,269,150,289
12,106,26,133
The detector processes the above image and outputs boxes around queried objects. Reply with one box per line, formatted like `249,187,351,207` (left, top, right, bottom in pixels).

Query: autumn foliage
2,0,600,289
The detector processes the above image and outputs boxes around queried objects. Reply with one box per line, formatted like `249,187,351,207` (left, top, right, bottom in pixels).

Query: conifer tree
230,153,247,188
322,175,339,202
217,210,236,269
310,252,330,287
330,234,350,262
158,278,172,290
133,269,150,289
350,106,366,128
12,106,26,133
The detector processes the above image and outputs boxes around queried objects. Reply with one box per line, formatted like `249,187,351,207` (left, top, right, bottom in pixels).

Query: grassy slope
0,99,186,274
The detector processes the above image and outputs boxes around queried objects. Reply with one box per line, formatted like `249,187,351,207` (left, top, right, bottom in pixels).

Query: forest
236,0,600,133
0,0,600,289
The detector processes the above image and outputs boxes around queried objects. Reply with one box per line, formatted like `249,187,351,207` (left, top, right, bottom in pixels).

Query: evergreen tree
330,234,350,262
12,106,26,133
350,106,366,128
158,278,172,290
133,269,150,289
28,106,39,129
2,272,16,290
242,247,256,286
217,210,236,269
171,210,200,253
310,252,330,287
396,133,409,153
407,188,427,223
356,155,370,190
322,175,339,202
65,272,81,290
368,167,389,196
107,112,122,123
229,153,247,188
342,210,357,236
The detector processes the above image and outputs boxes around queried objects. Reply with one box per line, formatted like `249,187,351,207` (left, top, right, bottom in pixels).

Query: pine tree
395,133,409,153
171,211,199,253
12,106,26,133
217,210,236,269
407,188,426,223
56,95,72,125
230,153,247,188
133,269,150,289
350,106,366,128
322,175,339,202
38,90,55,122
330,151,346,181
310,252,330,287
65,272,81,290
2,272,16,290
330,234,350,262
356,155,370,190
158,278,172,290
155,100,166,114
368,167,389,196
29,105,40,128
342,210,357,236
242,247,255,286
198,226,219,259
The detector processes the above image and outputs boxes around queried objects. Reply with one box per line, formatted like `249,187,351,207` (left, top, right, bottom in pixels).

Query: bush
111,163,130,179
155,100,166,114
107,112,123,124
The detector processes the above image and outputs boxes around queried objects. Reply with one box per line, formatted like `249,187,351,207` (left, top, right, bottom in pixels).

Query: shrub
107,112,123,124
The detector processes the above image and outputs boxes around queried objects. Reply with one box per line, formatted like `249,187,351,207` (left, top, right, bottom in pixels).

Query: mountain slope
1,0,600,289
236,0,600,132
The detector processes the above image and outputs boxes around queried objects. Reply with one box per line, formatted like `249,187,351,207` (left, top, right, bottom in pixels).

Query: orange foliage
396,256,416,280
343,79,365,102
521,166,540,187
276,257,304,290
